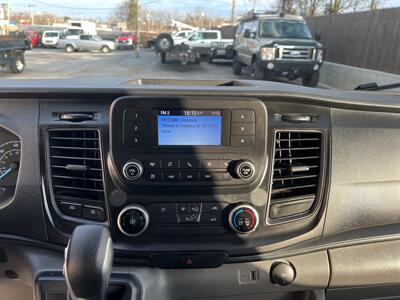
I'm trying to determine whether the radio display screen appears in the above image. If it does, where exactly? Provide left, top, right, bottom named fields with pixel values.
left=157, top=110, right=222, bottom=146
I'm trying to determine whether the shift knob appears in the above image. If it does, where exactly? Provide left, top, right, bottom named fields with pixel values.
left=64, top=225, right=113, bottom=300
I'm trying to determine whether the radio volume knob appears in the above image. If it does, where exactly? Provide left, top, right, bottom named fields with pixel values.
left=122, top=160, right=144, bottom=180
left=234, top=160, right=256, bottom=179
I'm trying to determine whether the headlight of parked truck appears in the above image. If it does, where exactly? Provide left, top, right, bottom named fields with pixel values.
left=260, top=47, right=275, bottom=61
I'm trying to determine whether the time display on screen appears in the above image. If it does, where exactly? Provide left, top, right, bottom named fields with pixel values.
left=157, top=110, right=222, bottom=146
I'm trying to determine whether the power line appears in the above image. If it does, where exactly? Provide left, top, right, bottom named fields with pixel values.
left=31, top=0, right=115, bottom=11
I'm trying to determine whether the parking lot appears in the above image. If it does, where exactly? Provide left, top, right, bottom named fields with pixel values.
left=0, top=48, right=248, bottom=80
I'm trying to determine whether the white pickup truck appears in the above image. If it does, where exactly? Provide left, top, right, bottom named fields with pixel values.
left=178, top=30, right=233, bottom=55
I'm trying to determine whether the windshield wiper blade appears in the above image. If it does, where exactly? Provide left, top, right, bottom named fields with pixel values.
left=355, top=82, right=400, bottom=91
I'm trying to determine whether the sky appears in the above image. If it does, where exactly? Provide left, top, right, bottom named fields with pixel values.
left=9, top=0, right=400, bottom=20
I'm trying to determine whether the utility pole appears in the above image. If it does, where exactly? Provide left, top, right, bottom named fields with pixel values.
left=231, top=0, right=235, bottom=25
left=28, top=4, right=34, bottom=25
left=252, top=0, right=256, bottom=12
left=136, top=16, right=140, bottom=58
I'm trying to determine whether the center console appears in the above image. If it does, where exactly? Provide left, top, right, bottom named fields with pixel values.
left=109, top=97, right=268, bottom=239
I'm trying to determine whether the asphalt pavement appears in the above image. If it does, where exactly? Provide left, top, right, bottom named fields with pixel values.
left=0, top=48, right=244, bottom=80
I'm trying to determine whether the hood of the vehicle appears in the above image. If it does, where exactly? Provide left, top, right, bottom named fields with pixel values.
left=259, top=38, right=322, bottom=48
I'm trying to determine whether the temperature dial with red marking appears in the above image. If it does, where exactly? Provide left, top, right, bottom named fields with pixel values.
left=228, top=204, right=259, bottom=234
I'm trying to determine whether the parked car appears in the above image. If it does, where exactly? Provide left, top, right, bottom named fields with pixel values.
left=232, top=11, right=324, bottom=86
left=24, top=30, right=39, bottom=48
left=57, top=34, right=116, bottom=53
left=0, top=35, right=29, bottom=73
left=184, top=30, right=233, bottom=55
left=115, top=32, right=137, bottom=50
left=41, top=31, right=61, bottom=48
left=208, top=41, right=234, bottom=63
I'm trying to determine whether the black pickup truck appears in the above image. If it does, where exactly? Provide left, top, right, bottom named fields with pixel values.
left=0, top=36, right=29, bottom=73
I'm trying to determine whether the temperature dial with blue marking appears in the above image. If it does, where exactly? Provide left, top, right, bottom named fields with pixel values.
left=228, top=204, right=259, bottom=234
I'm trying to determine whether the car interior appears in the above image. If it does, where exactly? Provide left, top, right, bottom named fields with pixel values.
left=0, top=78, right=399, bottom=300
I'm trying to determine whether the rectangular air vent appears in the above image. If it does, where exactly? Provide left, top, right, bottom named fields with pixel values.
left=269, top=131, right=323, bottom=220
left=47, top=129, right=106, bottom=221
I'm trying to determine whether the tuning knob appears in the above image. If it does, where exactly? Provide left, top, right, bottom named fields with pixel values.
left=228, top=204, right=259, bottom=234
left=122, top=160, right=144, bottom=181
left=234, top=160, right=256, bottom=179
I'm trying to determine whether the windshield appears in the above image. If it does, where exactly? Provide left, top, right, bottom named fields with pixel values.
left=66, top=29, right=84, bottom=35
left=0, top=1, right=398, bottom=91
left=44, top=32, right=59, bottom=37
left=259, top=20, right=312, bottom=39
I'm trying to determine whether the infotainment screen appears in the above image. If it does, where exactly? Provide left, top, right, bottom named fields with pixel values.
left=157, top=110, right=222, bottom=146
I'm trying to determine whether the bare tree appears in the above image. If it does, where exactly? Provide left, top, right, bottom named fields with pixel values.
left=296, top=0, right=325, bottom=16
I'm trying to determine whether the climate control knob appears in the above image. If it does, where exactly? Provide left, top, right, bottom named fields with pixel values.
left=122, top=160, right=143, bottom=180
left=234, top=160, right=256, bottom=179
left=228, top=204, right=259, bottom=234
left=117, top=205, right=149, bottom=236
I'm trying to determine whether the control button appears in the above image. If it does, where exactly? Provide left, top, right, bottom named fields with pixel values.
left=177, top=203, right=189, bottom=213
left=230, top=135, right=255, bottom=147
left=123, top=160, right=144, bottom=180
left=161, top=159, right=179, bottom=169
left=232, top=110, right=255, bottom=123
left=200, top=213, right=221, bottom=225
left=189, top=203, right=202, bottom=213
left=144, top=159, right=161, bottom=169
left=235, top=161, right=256, bottom=179
left=231, top=123, right=255, bottom=135
left=270, top=262, right=296, bottom=286
left=201, top=160, right=230, bottom=169
left=144, top=171, right=162, bottom=182
left=123, top=134, right=147, bottom=146
left=180, top=255, right=200, bottom=267
left=124, top=110, right=144, bottom=122
left=181, top=172, right=199, bottom=182
left=200, top=172, right=213, bottom=181
left=229, top=204, right=259, bottom=234
left=202, top=202, right=228, bottom=213
left=181, top=159, right=201, bottom=169
left=178, top=213, right=201, bottom=223
left=59, top=202, right=82, bottom=217
left=213, top=172, right=233, bottom=181
left=124, top=122, right=143, bottom=135
left=147, top=203, right=176, bottom=215
left=164, top=172, right=180, bottom=182
left=117, top=205, right=150, bottom=236
left=83, top=205, right=105, bottom=221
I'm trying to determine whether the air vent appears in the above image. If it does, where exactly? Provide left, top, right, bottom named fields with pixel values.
left=48, top=129, right=106, bottom=221
left=269, top=131, right=323, bottom=220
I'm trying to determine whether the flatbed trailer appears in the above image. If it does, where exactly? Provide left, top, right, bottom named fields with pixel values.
left=0, top=36, right=29, bottom=73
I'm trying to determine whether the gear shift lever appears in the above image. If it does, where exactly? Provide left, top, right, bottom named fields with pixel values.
left=64, top=225, right=113, bottom=300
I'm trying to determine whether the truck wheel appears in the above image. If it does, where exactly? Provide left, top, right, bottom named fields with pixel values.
left=65, top=45, right=75, bottom=53
left=101, top=46, right=111, bottom=53
left=302, top=71, right=320, bottom=87
left=8, top=56, right=25, bottom=73
left=232, top=55, right=242, bottom=75
left=160, top=53, right=166, bottom=64
left=155, top=33, right=174, bottom=53
left=250, top=59, right=265, bottom=80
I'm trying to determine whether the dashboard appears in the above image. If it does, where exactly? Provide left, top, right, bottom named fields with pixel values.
left=0, top=79, right=399, bottom=300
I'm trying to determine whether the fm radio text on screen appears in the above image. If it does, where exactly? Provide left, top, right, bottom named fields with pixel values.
left=157, top=110, right=222, bottom=146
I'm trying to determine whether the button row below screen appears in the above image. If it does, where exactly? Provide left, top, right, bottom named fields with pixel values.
left=144, top=171, right=233, bottom=182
